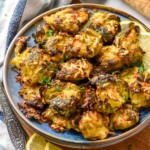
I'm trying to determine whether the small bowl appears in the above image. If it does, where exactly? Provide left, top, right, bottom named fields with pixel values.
left=2, top=4, right=150, bottom=149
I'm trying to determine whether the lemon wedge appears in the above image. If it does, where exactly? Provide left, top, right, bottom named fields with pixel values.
left=121, top=21, right=150, bottom=70
left=26, top=133, right=62, bottom=150
left=139, top=32, right=150, bottom=70
left=26, top=133, right=47, bottom=150
left=120, top=20, right=147, bottom=32
left=44, top=142, right=62, bottom=150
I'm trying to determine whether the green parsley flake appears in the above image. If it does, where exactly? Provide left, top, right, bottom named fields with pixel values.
left=59, top=60, right=64, bottom=64
left=122, top=95, right=127, bottom=100
left=41, top=76, right=51, bottom=85
left=49, top=62, right=54, bottom=67
left=46, top=30, right=53, bottom=37
left=64, top=54, right=69, bottom=60
left=138, top=64, right=144, bottom=74
left=54, top=68, right=59, bottom=72
left=79, top=86, right=85, bottom=91
left=112, top=72, right=115, bottom=75
left=56, top=87, right=63, bottom=92
left=82, top=37, right=85, bottom=43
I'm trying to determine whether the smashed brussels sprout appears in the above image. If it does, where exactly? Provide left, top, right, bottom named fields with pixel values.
left=109, top=104, right=139, bottom=130
left=79, top=111, right=109, bottom=140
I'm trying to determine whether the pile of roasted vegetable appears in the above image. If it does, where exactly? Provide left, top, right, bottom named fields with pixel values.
left=11, top=8, right=150, bottom=140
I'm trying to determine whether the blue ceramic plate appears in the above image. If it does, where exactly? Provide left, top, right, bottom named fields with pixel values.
left=3, top=4, right=150, bottom=149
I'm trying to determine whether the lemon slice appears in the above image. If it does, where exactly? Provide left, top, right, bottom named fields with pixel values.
left=120, top=20, right=147, bottom=32
left=44, top=142, right=62, bottom=150
left=26, top=133, right=47, bottom=150
left=120, top=21, right=150, bottom=70
left=139, top=32, right=150, bottom=70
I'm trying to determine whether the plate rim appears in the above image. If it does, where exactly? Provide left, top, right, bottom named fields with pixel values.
left=2, top=3, right=150, bottom=149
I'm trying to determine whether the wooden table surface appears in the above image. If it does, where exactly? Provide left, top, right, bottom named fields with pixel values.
left=20, top=0, right=150, bottom=150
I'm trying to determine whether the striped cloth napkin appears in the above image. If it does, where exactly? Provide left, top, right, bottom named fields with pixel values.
left=0, top=0, right=72, bottom=150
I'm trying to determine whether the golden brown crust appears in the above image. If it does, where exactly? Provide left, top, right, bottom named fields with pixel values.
left=56, top=58, right=93, bottom=81
left=86, top=11, right=120, bottom=44
left=10, top=7, right=150, bottom=140
left=79, top=111, right=109, bottom=140
left=43, top=8, right=89, bottom=33
left=109, top=104, right=139, bottom=130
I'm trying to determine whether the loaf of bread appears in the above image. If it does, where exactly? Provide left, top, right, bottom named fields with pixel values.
left=125, top=0, right=150, bottom=19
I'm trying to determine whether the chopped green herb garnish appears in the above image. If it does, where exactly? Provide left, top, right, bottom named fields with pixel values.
left=59, top=59, right=64, bottom=64
left=64, top=54, right=69, bottom=60
left=48, top=85, right=52, bottom=89
left=82, top=37, right=85, bottom=42
left=67, top=87, right=72, bottom=90
left=56, top=87, right=63, bottom=92
left=49, top=62, right=54, bottom=67
left=89, top=42, right=93, bottom=46
left=46, top=30, right=53, bottom=37
left=79, top=86, right=85, bottom=91
left=54, top=68, right=59, bottom=72
left=112, top=72, right=115, bottom=75
left=122, top=95, right=127, bottom=100
left=138, top=64, right=144, bottom=74
left=40, top=76, right=51, bottom=85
